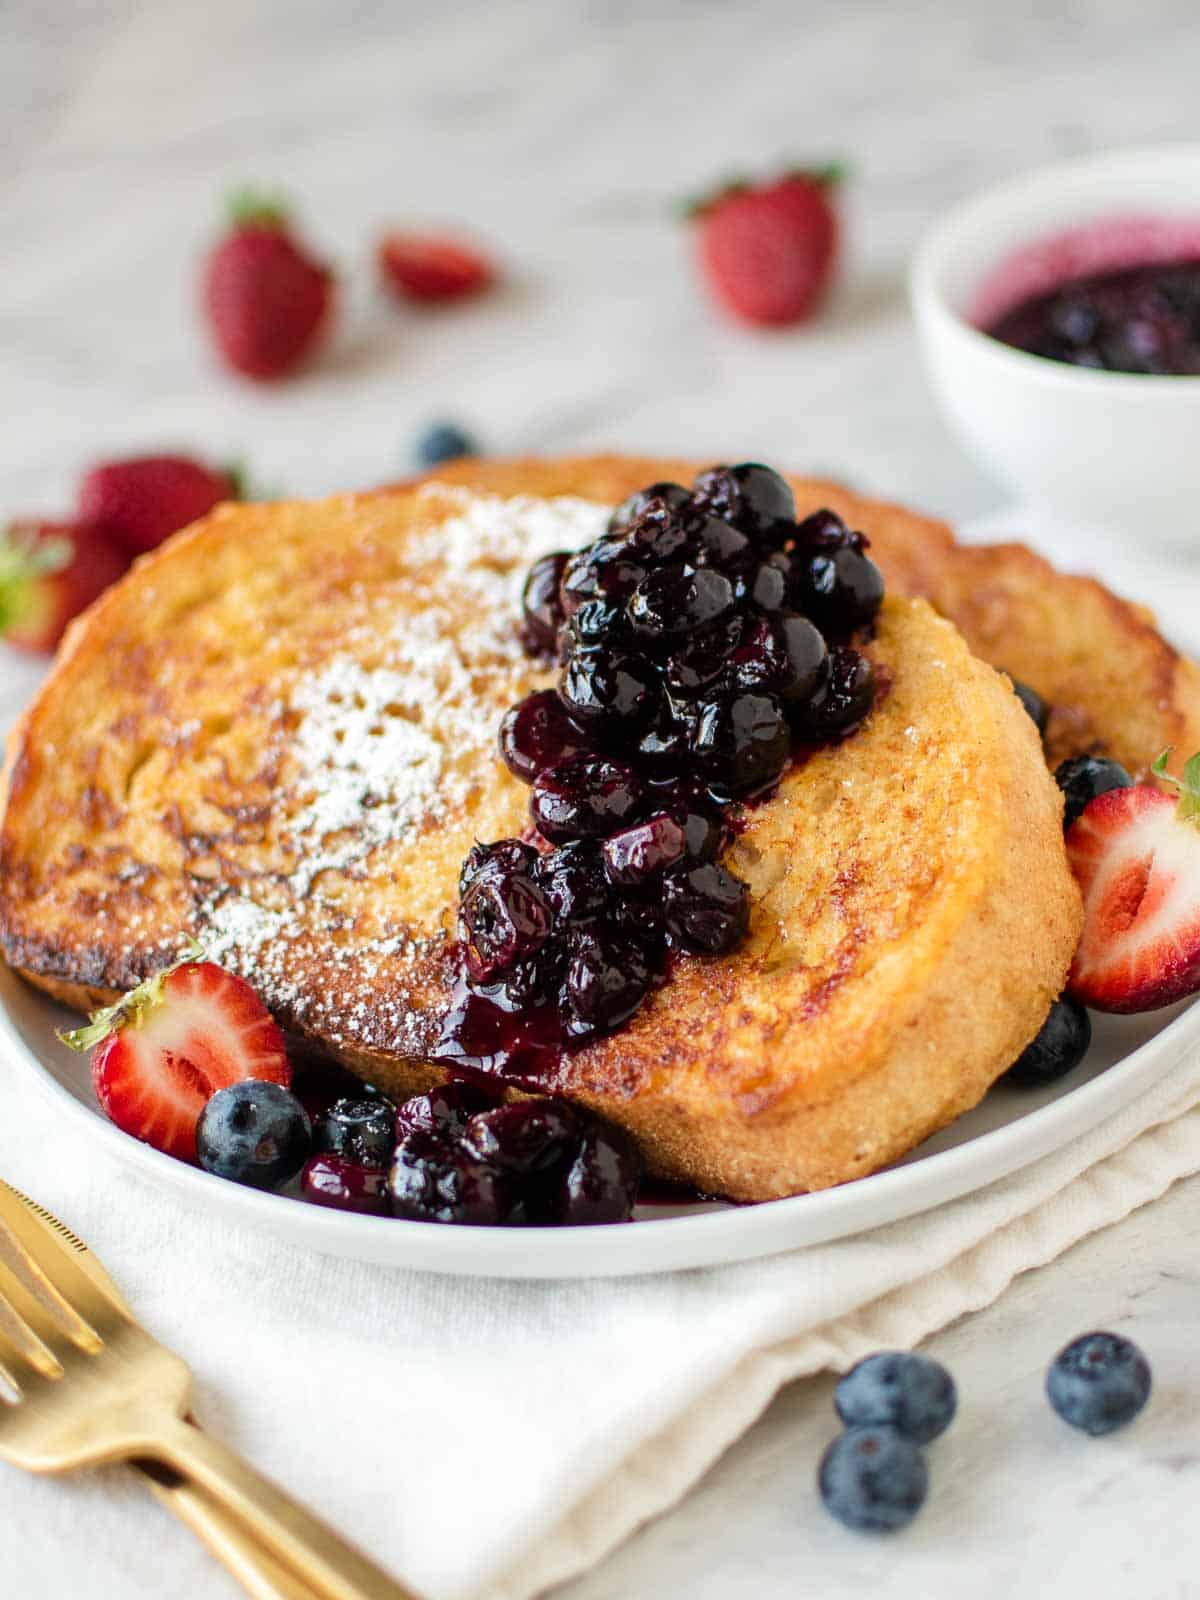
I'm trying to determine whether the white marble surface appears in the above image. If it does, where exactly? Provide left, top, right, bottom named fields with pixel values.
left=4, top=2, right=1200, bottom=1597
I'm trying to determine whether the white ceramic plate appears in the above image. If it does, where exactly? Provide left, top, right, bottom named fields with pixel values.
left=2, top=963, right=1196, bottom=1278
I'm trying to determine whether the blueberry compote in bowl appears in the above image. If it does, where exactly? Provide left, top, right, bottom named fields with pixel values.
left=911, top=144, right=1200, bottom=546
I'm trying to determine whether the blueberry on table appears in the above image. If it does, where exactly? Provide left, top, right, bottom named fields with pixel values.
left=196, top=1081, right=311, bottom=1189
left=314, top=1096, right=397, bottom=1166
left=1046, top=1331, right=1152, bottom=1435
left=817, top=1425, right=929, bottom=1533
left=1004, top=997, right=1092, bottom=1087
left=413, top=421, right=477, bottom=469
left=1054, top=754, right=1133, bottom=830
left=834, top=1351, right=957, bottom=1445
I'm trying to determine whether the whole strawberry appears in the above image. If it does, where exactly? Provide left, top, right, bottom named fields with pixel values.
left=691, top=166, right=842, bottom=327
left=79, top=454, right=240, bottom=556
left=201, top=190, right=333, bottom=379
left=0, top=520, right=127, bottom=654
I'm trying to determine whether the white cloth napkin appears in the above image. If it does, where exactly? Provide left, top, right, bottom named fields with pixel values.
left=3, top=506, right=1199, bottom=1600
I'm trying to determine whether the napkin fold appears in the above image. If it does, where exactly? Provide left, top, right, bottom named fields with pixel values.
left=4, top=506, right=1200, bottom=1600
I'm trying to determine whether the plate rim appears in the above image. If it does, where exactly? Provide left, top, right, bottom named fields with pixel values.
left=2, top=965, right=1197, bottom=1278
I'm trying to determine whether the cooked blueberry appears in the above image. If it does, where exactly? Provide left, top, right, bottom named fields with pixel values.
left=459, top=867, right=553, bottom=980
left=394, top=1080, right=505, bottom=1139
left=609, top=481, right=693, bottom=535
left=461, top=1098, right=580, bottom=1173
left=689, top=513, right=754, bottom=573
left=526, top=845, right=600, bottom=930
left=620, top=501, right=695, bottom=565
left=499, top=690, right=593, bottom=783
left=459, top=837, right=539, bottom=897
left=531, top=756, right=645, bottom=842
left=559, top=647, right=660, bottom=730
left=314, top=1097, right=397, bottom=1166
left=606, top=892, right=667, bottom=956
left=627, top=564, right=735, bottom=643
left=636, top=692, right=700, bottom=773
left=560, top=541, right=645, bottom=617
left=662, top=862, right=750, bottom=954
left=196, top=1081, right=311, bottom=1190
left=693, top=690, right=791, bottom=797
left=748, top=555, right=791, bottom=612
left=663, top=616, right=743, bottom=695
left=1008, top=675, right=1049, bottom=735
left=793, top=507, right=865, bottom=551
left=817, top=1426, right=929, bottom=1533
left=803, top=646, right=876, bottom=736
left=835, top=1352, right=958, bottom=1445
left=1054, top=754, right=1133, bottom=830
left=1051, top=295, right=1101, bottom=346
left=388, top=1129, right=513, bottom=1225
left=542, top=1121, right=642, bottom=1224
left=731, top=614, right=827, bottom=704
left=603, top=811, right=688, bottom=886
left=667, top=791, right=724, bottom=861
left=692, top=463, right=795, bottom=540
left=1046, top=1332, right=1152, bottom=1436
left=561, top=596, right=626, bottom=649
left=1005, top=997, right=1092, bottom=1087
left=485, top=941, right=566, bottom=1009
left=520, top=552, right=569, bottom=656
left=301, top=1153, right=390, bottom=1215
left=794, top=546, right=885, bottom=635
left=562, top=926, right=651, bottom=1039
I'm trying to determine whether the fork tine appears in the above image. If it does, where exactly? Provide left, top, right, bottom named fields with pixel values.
left=0, top=1220, right=101, bottom=1356
left=0, top=1290, right=59, bottom=1382
left=0, top=1184, right=125, bottom=1344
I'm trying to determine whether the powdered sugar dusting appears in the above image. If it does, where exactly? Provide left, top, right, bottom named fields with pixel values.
left=194, top=490, right=611, bottom=1047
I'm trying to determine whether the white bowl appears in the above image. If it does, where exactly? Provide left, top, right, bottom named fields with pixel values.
left=910, top=145, right=1200, bottom=551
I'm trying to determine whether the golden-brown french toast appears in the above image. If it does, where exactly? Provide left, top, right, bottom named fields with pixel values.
left=419, top=455, right=1200, bottom=779
left=0, top=476, right=1082, bottom=1198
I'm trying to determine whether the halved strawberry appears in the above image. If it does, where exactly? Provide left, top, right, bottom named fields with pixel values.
left=61, top=950, right=290, bottom=1162
left=1066, top=750, right=1200, bottom=1013
left=0, top=520, right=128, bottom=654
left=377, top=232, right=496, bottom=304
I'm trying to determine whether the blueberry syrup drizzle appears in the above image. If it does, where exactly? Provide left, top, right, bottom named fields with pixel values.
left=986, top=258, right=1200, bottom=375
left=431, top=464, right=885, bottom=1088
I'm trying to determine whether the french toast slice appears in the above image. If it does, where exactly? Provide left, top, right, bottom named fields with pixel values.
left=417, top=455, right=1200, bottom=779
left=0, top=479, right=1082, bottom=1198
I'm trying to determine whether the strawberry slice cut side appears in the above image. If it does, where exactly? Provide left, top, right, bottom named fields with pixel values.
left=64, top=958, right=289, bottom=1163
left=1067, top=772, right=1200, bottom=1013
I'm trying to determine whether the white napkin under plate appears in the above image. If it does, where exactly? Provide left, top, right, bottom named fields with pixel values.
left=3, top=505, right=1199, bottom=1600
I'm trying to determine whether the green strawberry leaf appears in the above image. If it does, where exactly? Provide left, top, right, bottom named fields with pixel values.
left=227, top=186, right=291, bottom=231
left=0, top=526, right=72, bottom=635
left=58, top=937, right=206, bottom=1053
left=1151, top=747, right=1200, bottom=828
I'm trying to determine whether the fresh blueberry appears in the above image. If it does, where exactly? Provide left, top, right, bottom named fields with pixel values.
left=314, top=1097, right=397, bottom=1166
left=196, top=1081, right=311, bottom=1190
left=1008, top=676, right=1049, bottom=735
left=414, top=421, right=477, bottom=469
left=834, top=1351, right=957, bottom=1445
left=1046, top=1332, right=1152, bottom=1435
left=817, top=1426, right=929, bottom=1533
left=1054, top=755, right=1133, bottom=830
left=1004, top=997, right=1092, bottom=1087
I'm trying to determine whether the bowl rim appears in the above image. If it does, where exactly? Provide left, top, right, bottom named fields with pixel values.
left=909, top=141, right=1200, bottom=395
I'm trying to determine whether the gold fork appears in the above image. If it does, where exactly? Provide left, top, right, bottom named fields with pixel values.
left=0, top=1180, right=419, bottom=1600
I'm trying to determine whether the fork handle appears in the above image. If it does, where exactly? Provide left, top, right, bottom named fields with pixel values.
left=145, top=1413, right=420, bottom=1600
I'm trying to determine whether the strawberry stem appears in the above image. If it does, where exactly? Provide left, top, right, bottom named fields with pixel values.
left=682, top=160, right=848, bottom=219
left=0, top=526, right=71, bottom=637
left=58, top=938, right=206, bottom=1052
left=1151, top=748, right=1200, bottom=828
left=227, top=186, right=290, bottom=231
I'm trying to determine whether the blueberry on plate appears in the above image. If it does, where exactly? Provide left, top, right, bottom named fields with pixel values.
left=1046, top=1331, right=1152, bottom=1435
left=1004, top=996, right=1092, bottom=1087
left=1054, top=754, right=1133, bottom=830
left=301, top=1153, right=391, bottom=1215
left=314, top=1096, right=397, bottom=1166
left=1007, top=676, right=1049, bottom=736
left=413, top=421, right=477, bottom=468
left=196, top=1081, right=311, bottom=1190
left=834, top=1351, right=957, bottom=1445
left=817, top=1425, right=929, bottom=1533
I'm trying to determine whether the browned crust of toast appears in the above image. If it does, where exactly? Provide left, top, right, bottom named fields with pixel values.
left=0, top=469, right=1085, bottom=1197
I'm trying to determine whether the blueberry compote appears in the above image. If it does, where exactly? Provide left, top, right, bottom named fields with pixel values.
left=986, top=259, right=1200, bottom=375
left=432, top=463, right=885, bottom=1086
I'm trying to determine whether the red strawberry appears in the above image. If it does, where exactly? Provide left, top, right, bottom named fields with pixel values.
left=61, top=952, right=290, bottom=1163
left=0, top=520, right=127, bottom=654
left=1065, top=750, right=1200, bottom=1013
left=691, top=166, right=842, bottom=327
left=202, top=191, right=333, bottom=380
left=78, top=454, right=240, bottom=556
left=377, top=232, right=496, bottom=304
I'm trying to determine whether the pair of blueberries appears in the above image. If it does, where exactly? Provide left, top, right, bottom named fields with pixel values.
left=819, top=1334, right=1152, bottom=1533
